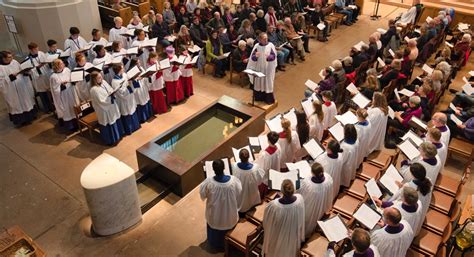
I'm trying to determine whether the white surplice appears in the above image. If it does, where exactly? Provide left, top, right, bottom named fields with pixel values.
left=297, top=173, right=334, bottom=238
left=28, top=52, right=50, bottom=92
left=49, top=68, right=79, bottom=121
left=436, top=142, right=448, bottom=169
left=131, top=38, right=155, bottom=67
left=399, top=156, right=441, bottom=185
left=246, top=42, right=277, bottom=94
left=278, top=131, right=301, bottom=168
left=89, top=81, right=121, bottom=126
left=439, top=127, right=451, bottom=147
left=389, top=180, right=432, bottom=218
left=367, top=107, right=388, bottom=152
left=309, top=113, right=324, bottom=141
left=322, top=102, right=337, bottom=129
left=255, top=147, right=281, bottom=184
left=108, top=26, right=130, bottom=49
left=315, top=153, right=344, bottom=199
left=371, top=220, right=414, bottom=257
left=325, top=245, right=381, bottom=257
left=111, top=74, right=137, bottom=116
left=355, top=121, right=372, bottom=164
left=232, top=163, right=265, bottom=212
left=200, top=176, right=242, bottom=230
left=263, top=195, right=305, bottom=257
left=0, top=60, right=35, bottom=115
left=393, top=200, right=423, bottom=236
left=64, top=36, right=88, bottom=67
left=132, top=78, right=150, bottom=106
left=93, top=53, right=113, bottom=84
left=340, top=140, right=360, bottom=187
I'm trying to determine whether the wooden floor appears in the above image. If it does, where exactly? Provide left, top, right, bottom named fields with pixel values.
left=0, top=3, right=472, bottom=256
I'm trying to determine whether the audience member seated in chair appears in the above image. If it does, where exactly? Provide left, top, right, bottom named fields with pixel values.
left=205, top=30, right=227, bottom=78
left=232, top=40, right=250, bottom=73
left=386, top=95, right=422, bottom=141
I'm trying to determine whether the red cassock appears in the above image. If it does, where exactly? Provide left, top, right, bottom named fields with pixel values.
left=164, top=65, right=185, bottom=104
left=149, top=71, right=168, bottom=114
left=180, top=64, right=194, bottom=97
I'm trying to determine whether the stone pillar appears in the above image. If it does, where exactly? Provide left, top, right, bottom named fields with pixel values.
left=0, top=0, right=102, bottom=52
left=80, top=153, right=142, bottom=236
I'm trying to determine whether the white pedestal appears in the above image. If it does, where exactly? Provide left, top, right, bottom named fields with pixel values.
left=80, top=153, right=142, bottom=236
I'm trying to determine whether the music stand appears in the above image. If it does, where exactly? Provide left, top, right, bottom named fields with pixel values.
left=243, top=69, right=266, bottom=106
left=371, top=0, right=381, bottom=20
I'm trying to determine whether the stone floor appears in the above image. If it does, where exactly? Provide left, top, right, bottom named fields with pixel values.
left=0, top=3, right=472, bottom=257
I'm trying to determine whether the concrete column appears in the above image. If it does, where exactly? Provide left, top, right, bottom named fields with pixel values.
left=0, top=0, right=102, bottom=52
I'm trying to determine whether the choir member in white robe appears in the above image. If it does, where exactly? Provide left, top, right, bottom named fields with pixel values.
left=131, top=68, right=153, bottom=123
left=367, top=93, right=389, bottom=153
left=89, top=29, right=109, bottom=61
left=179, top=51, right=194, bottom=98
left=340, top=124, right=360, bottom=187
left=325, top=228, right=380, bottom=257
left=111, top=41, right=132, bottom=72
left=163, top=46, right=185, bottom=104
left=315, top=139, right=344, bottom=199
left=278, top=118, right=301, bottom=169
left=92, top=45, right=113, bottom=84
left=263, top=180, right=305, bottom=257
left=73, top=54, right=93, bottom=102
left=111, top=64, right=141, bottom=135
left=45, top=39, right=64, bottom=75
left=431, top=112, right=450, bottom=146
left=246, top=32, right=278, bottom=104
left=255, top=131, right=281, bottom=197
left=355, top=108, right=372, bottom=164
left=109, top=17, right=130, bottom=49
left=370, top=207, right=414, bottom=257
left=297, top=162, right=333, bottom=238
left=145, top=52, right=167, bottom=114
left=64, top=27, right=89, bottom=68
left=89, top=72, right=124, bottom=145
left=321, top=91, right=337, bottom=130
left=389, top=163, right=433, bottom=218
left=131, top=29, right=154, bottom=67
left=0, top=51, right=37, bottom=126
left=232, top=148, right=264, bottom=212
left=426, top=127, right=448, bottom=168
left=49, top=59, right=80, bottom=130
left=200, top=159, right=242, bottom=250
left=27, top=43, right=53, bottom=113
left=309, top=100, right=325, bottom=141
left=399, top=142, right=441, bottom=184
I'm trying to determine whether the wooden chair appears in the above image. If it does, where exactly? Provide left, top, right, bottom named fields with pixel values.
left=224, top=220, right=263, bottom=257
left=331, top=193, right=362, bottom=219
left=429, top=180, right=463, bottom=215
left=406, top=248, right=429, bottom=257
left=301, top=233, right=332, bottom=257
left=73, top=101, right=98, bottom=140
left=202, top=47, right=217, bottom=76
left=344, top=178, right=367, bottom=200
left=366, top=149, right=399, bottom=169
left=229, top=56, right=246, bottom=86
left=448, top=137, right=474, bottom=161
left=411, top=223, right=452, bottom=256
left=356, top=162, right=382, bottom=181
left=435, top=164, right=471, bottom=197
left=246, top=201, right=268, bottom=225
left=423, top=201, right=461, bottom=236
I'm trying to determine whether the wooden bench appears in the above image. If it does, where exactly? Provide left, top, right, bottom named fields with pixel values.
left=74, top=101, right=99, bottom=140
left=122, top=1, right=150, bottom=18
left=448, top=137, right=474, bottom=161
left=98, top=5, right=133, bottom=27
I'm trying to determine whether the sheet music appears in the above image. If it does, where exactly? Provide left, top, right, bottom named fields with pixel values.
left=286, top=160, right=312, bottom=179
left=329, top=122, right=345, bottom=142
left=379, top=164, right=404, bottom=194
left=301, top=98, right=315, bottom=117
left=143, top=38, right=158, bottom=47
left=335, top=111, right=358, bottom=125
left=394, top=88, right=401, bottom=102
left=365, top=178, right=382, bottom=199
left=217, top=52, right=230, bottom=59
left=283, top=108, right=297, bottom=129
left=377, top=57, right=385, bottom=67
left=352, top=93, right=371, bottom=108
left=426, top=16, right=433, bottom=23
left=70, top=69, right=84, bottom=82
left=464, top=76, right=470, bottom=84
left=462, top=83, right=474, bottom=95
left=445, top=42, right=454, bottom=48
left=319, top=69, right=325, bottom=79
left=184, top=55, right=199, bottom=65
left=187, top=45, right=201, bottom=53
left=303, top=139, right=325, bottom=159
left=204, top=158, right=231, bottom=178
left=265, top=114, right=283, bottom=132
left=232, top=145, right=254, bottom=162
left=353, top=203, right=382, bottom=230
left=317, top=23, right=326, bottom=30
left=388, top=49, right=395, bottom=57
left=422, top=64, right=434, bottom=75
left=60, top=48, right=71, bottom=58
left=258, top=135, right=269, bottom=150
left=410, top=116, right=428, bottom=131
left=269, top=169, right=298, bottom=190
left=126, top=47, right=139, bottom=55
left=126, top=65, right=141, bottom=79
left=166, top=35, right=176, bottom=42
left=353, top=41, right=365, bottom=51
left=20, top=60, right=34, bottom=71
left=449, top=103, right=457, bottom=112
left=317, top=215, right=348, bottom=242
left=159, top=58, right=171, bottom=70
left=248, top=137, right=260, bottom=147
left=398, top=139, right=420, bottom=161
left=346, top=83, right=359, bottom=94
left=112, top=55, right=123, bottom=64
left=399, top=88, right=414, bottom=97
left=388, top=106, right=395, bottom=119
left=42, top=53, right=59, bottom=63
left=305, top=79, right=319, bottom=91
left=450, top=114, right=463, bottom=126
left=414, top=29, right=421, bottom=34
left=243, top=69, right=265, bottom=77
left=401, top=130, right=423, bottom=146
left=469, top=71, right=474, bottom=77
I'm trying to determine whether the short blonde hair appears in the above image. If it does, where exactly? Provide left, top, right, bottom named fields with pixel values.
left=432, top=70, right=443, bottom=81
left=420, top=142, right=437, bottom=159
left=332, top=60, right=343, bottom=70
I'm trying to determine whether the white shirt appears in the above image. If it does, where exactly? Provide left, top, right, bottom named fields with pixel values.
left=232, top=162, right=264, bottom=212
left=322, top=102, right=337, bottom=129
left=355, top=121, right=372, bottom=164
left=111, top=74, right=137, bottom=116
left=340, top=140, right=360, bottom=187
left=309, top=113, right=324, bottom=141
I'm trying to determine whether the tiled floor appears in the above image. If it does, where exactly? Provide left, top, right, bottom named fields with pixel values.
left=0, top=3, right=472, bottom=256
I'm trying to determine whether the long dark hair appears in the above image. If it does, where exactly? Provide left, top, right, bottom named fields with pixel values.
left=296, top=110, right=310, bottom=146
left=410, top=163, right=432, bottom=196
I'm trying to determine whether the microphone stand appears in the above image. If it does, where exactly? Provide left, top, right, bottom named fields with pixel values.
left=371, top=0, right=381, bottom=20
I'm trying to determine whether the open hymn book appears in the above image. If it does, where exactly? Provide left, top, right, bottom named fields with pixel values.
left=398, top=138, right=420, bottom=161
left=353, top=203, right=382, bottom=230
left=379, top=164, right=404, bottom=195
left=303, top=139, right=325, bottom=159
left=317, top=215, right=349, bottom=242
left=269, top=169, right=299, bottom=190
left=286, top=160, right=312, bottom=179
left=203, top=158, right=231, bottom=178
left=232, top=145, right=254, bottom=162
left=401, top=130, right=423, bottom=147
left=329, top=122, right=344, bottom=142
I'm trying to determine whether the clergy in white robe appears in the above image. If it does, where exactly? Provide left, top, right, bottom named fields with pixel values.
left=73, top=54, right=93, bottom=102
left=399, top=142, right=441, bottom=184
left=263, top=180, right=305, bottom=257
left=371, top=208, right=414, bottom=257
left=145, top=53, right=167, bottom=114
left=325, top=228, right=381, bottom=257
left=321, top=91, right=337, bottom=129
left=109, top=17, right=130, bottom=49
left=340, top=124, right=360, bottom=186
left=355, top=108, right=372, bottom=164
left=49, top=59, right=79, bottom=130
left=232, top=148, right=264, bottom=212
left=92, top=45, right=113, bottom=84
left=255, top=131, right=281, bottom=197
left=309, top=101, right=324, bottom=141
left=297, top=162, right=334, bottom=238
left=426, top=127, right=448, bottom=168
left=64, top=27, right=89, bottom=68
left=278, top=118, right=301, bottom=169
left=0, top=51, right=36, bottom=126
left=367, top=93, right=389, bottom=152
left=315, top=139, right=344, bottom=199
left=26, top=43, right=53, bottom=113
left=246, top=32, right=277, bottom=104
left=111, top=64, right=141, bottom=135
left=200, top=159, right=242, bottom=250
left=431, top=112, right=451, bottom=146
left=89, top=72, right=124, bottom=145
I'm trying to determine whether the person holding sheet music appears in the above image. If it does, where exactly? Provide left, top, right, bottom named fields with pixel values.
left=89, top=72, right=124, bottom=145
left=200, top=159, right=242, bottom=251
left=247, top=32, right=278, bottom=104
left=309, top=100, right=325, bottom=141
left=178, top=47, right=195, bottom=98
left=295, top=110, right=310, bottom=148
left=315, top=139, right=343, bottom=199
left=27, top=42, right=53, bottom=113
left=400, top=142, right=441, bottom=185
left=232, top=148, right=264, bottom=213
left=340, top=124, right=360, bottom=187
left=132, top=29, right=154, bottom=67
left=0, top=51, right=37, bottom=126
left=145, top=52, right=168, bottom=114
left=309, top=4, right=329, bottom=42
left=263, top=179, right=305, bottom=257
left=109, top=17, right=130, bottom=49
left=370, top=207, right=414, bottom=257
left=111, top=64, right=141, bottom=135
left=430, top=112, right=450, bottom=145
left=355, top=108, right=372, bottom=164
left=73, top=54, right=93, bottom=102
left=176, top=25, right=194, bottom=51
left=386, top=96, right=422, bottom=139
left=64, top=27, right=89, bottom=69
left=163, top=46, right=185, bottom=104
left=111, top=41, right=131, bottom=71
left=379, top=59, right=401, bottom=90
left=255, top=131, right=281, bottom=198
left=127, top=14, right=144, bottom=30
left=321, top=91, right=337, bottom=130
left=284, top=17, right=306, bottom=61
left=447, top=116, right=474, bottom=142
left=89, top=29, right=109, bottom=61
left=367, top=92, right=389, bottom=153
left=326, top=228, right=380, bottom=257
left=451, top=34, right=471, bottom=63
left=49, top=59, right=79, bottom=131
left=278, top=118, right=301, bottom=169
left=131, top=67, right=153, bottom=124
left=297, top=162, right=333, bottom=238
left=45, top=39, right=64, bottom=70
left=92, top=45, right=113, bottom=84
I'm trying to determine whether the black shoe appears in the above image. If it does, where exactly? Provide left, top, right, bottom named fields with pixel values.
left=305, top=49, right=311, bottom=53
left=277, top=66, right=286, bottom=71
left=449, top=88, right=458, bottom=94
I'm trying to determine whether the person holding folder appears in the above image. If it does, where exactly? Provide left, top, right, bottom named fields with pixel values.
left=145, top=52, right=168, bottom=114
left=163, top=46, right=185, bottom=104
left=92, top=45, right=113, bottom=84
left=321, top=91, right=337, bottom=130
left=315, top=139, right=344, bottom=199
left=278, top=118, right=301, bottom=169
left=426, top=128, right=448, bottom=168
left=73, top=53, right=93, bottom=102
left=27, top=42, right=53, bottom=113
left=64, top=27, right=88, bottom=68
left=89, top=72, right=124, bottom=145
left=255, top=131, right=281, bottom=198
left=131, top=68, right=153, bottom=124
left=399, top=141, right=440, bottom=185
left=326, top=228, right=380, bottom=257
left=200, top=159, right=242, bottom=251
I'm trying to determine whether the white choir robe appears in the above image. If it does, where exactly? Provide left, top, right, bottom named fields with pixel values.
left=322, top=102, right=337, bottom=129
left=246, top=42, right=277, bottom=94
left=309, top=113, right=324, bottom=141
left=89, top=37, right=109, bottom=61
left=393, top=200, right=423, bottom=236
left=340, top=140, right=360, bottom=187
left=90, top=82, right=120, bottom=126
left=28, top=52, right=50, bottom=93
left=297, top=173, right=334, bottom=238
left=278, top=131, right=301, bottom=168
left=263, top=195, right=305, bottom=257
left=93, top=53, right=113, bottom=84
left=133, top=78, right=150, bottom=106
left=49, top=68, right=79, bottom=121
left=390, top=181, right=432, bottom=218
left=127, top=23, right=144, bottom=30
left=111, top=75, right=137, bottom=116
left=44, top=50, right=63, bottom=76
left=232, top=163, right=265, bottom=212
left=355, top=121, right=372, bottom=165
left=0, top=60, right=35, bottom=116
left=325, top=245, right=381, bottom=257
left=435, top=142, right=448, bottom=169
left=256, top=146, right=281, bottom=184
left=439, top=126, right=451, bottom=146
left=199, top=176, right=242, bottom=230
left=370, top=220, right=414, bottom=257
left=73, top=63, right=93, bottom=102
left=367, top=107, right=388, bottom=153
left=131, top=39, right=155, bottom=67
left=315, top=153, right=344, bottom=199
left=64, top=36, right=88, bottom=68
left=108, top=26, right=130, bottom=49
left=399, top=156, right=441, bottom=185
